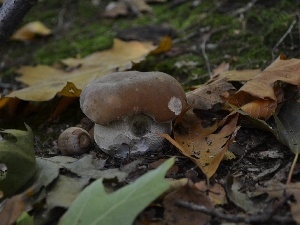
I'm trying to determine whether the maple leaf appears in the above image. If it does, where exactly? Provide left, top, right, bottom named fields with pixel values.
left=3, top=39, right=155, bottom=102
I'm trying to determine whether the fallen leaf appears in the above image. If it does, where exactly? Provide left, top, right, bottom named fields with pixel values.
left=186, top=78, right=235, bottom=110
left=44, top=155, right=132, bottom=182
left=231, top=105, right=275, bottom=134
left=0, top=188, right=34, bottom=225
left=163, top=180, right=213, bottom=225
left=0, top=124, right=36, bottom=197
left=34, top=157, right=61, bottom=190
left=163, top=113, right=239, bottom=178
left=228, top=56, right=300, bottom=119
left=150, top=36, right=173, bottom=54
left=240, top=98, right=276, bottom=119
left=218, top=69, right=261, bottom=81
left=225, top=175, right=257, bottom=213
left=58, top=158, right=174, bottom=225
left=5, top=39, right=155, bottom=101
left=195, top=181, right=227, bottom=205
left=211, top=61, right=230, bottom=78
left=11, top=21, right=51, bottom=41
left=46, top=175, right=90, bottom=209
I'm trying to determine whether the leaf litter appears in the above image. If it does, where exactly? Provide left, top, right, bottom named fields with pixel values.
left=2, top=55, right=300, bottom=225
left=2, top=39, right=155, bottom=102
left=2, top=8, right=300, bottom=224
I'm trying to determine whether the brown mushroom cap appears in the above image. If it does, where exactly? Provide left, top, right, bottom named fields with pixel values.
left=80, top=71, right=187, bottom=125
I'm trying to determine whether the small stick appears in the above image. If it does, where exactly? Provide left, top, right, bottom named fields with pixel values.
left=176, top=200, right=294, bottom=224
left=271, top=18, right=297, bottom=60
left=231, top=0, right=258, bottom=16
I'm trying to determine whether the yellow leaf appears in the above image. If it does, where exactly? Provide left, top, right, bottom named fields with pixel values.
left=58, top=82, right=82, bottom=97
left=6, top=39, right=156, bottom=101
left=150, top=36, right=172, bottom=54
left=11, top=21, right=51, bottom=41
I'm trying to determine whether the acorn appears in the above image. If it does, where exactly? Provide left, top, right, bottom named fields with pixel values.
left=58, top=127, right=91, bottom=155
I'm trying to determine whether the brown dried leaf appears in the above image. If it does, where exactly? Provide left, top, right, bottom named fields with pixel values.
left=186, top=78, right=235, bottom=110
left=228, top=56, right=300, bottom=119
left=218, top=69, right=261, bottom=81
left=195, top=181, right=227, bottom=205
left=0, top=188, right=34, bottom=225
left=211, top=62, right=230, bottom=78
left=11, top=21, right=51, bottom=41
left=163, top=114, right=239, bottom=178
left=163, top=180, right=213, bottom=225
left=240, top=98, right=276, bottom=119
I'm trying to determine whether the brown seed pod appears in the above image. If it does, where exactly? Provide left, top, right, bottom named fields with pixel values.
left=58, top=127, right=91, bottom=155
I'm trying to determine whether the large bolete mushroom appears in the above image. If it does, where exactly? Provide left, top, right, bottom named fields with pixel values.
left=80, top=71, right=187, bottom=158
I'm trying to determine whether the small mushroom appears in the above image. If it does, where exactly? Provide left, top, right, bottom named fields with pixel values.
left=80, top=71, right=187, bottom=158
left=58, top=127, right=91, bottom=155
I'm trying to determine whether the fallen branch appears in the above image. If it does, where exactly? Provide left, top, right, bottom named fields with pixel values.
left=0, top=0, right=38, bottom=43
left=176, top=200, right=294, bottom=224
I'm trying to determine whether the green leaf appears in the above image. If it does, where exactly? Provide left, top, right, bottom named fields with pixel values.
left=0, top=124, right=36, bottom=197
left=59, top=158, right=174, bottom=225
left=16, top=212, right=34, bottom=225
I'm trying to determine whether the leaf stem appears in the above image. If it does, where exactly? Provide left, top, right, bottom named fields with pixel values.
left=287, top=152, right=299, bottom=184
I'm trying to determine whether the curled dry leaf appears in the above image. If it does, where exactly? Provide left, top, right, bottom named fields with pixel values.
left=227, top=56, right=300, bottom=119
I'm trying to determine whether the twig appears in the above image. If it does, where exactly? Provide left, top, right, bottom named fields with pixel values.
left=200, top=32, right=212, bottom=76
left=0, top=0, right=38, bottom=43
left=197, top=26, right=227, bottom=77
left=287, top=152, right=299, bottom=184
left=271, top=18, right=297, bottom=60
left=231, top=0, right=258, bottom=16
left=176, top=200, right=294, bottom=224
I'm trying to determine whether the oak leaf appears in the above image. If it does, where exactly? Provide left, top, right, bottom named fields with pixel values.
left=4, top=39, right=155, bottom=101
left=228, top=56, right=300, bottom=119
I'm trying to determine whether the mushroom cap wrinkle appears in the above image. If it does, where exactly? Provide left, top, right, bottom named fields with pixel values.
left=80, top=71, right=187, bottom=125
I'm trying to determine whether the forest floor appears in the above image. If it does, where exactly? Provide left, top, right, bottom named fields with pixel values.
left=1, top=0, right=300, bottom=224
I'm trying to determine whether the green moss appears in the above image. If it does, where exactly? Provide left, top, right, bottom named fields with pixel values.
left=2, top=0, right=300, bottom=79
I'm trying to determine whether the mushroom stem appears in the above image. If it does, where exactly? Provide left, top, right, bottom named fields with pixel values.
left=93, top=114, right=171, bottom=158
